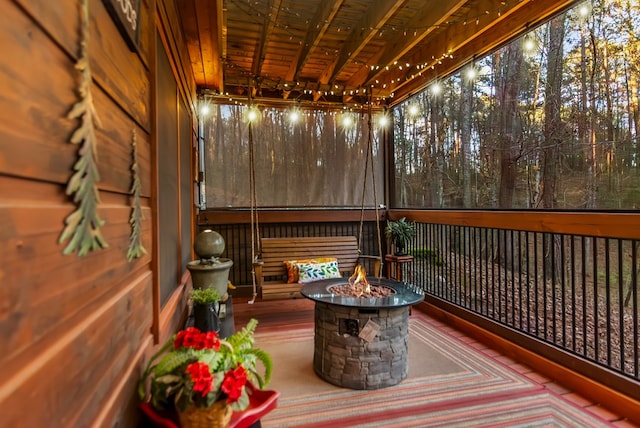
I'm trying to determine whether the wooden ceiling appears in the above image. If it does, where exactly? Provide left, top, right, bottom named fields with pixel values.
left=179, top=0, right=577, bottom=108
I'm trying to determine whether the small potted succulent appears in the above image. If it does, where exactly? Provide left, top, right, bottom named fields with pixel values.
left=384, top=217, right=417, bottom=256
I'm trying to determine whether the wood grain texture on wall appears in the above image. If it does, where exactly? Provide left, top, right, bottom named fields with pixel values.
left=0, top=0, right=157, bottom=426
left=18, top=0, right=152, bottom=132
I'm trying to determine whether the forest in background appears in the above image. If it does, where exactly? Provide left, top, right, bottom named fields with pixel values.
left=392, top=0, right=640, bottom=210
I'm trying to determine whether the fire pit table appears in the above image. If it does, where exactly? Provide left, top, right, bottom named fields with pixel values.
left=301, top=273, right=424, bottom=390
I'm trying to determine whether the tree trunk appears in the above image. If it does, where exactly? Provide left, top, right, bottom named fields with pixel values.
left=542, top=13, right=566, bottom=277
left=460, top=75, right=474, bottom=208
left=496, top=44, right=524, bottom=209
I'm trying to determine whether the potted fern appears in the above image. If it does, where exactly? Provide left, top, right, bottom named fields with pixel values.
left=384, top=217, right=417, bottom=256
left=138, top=319, right=272, bottom=427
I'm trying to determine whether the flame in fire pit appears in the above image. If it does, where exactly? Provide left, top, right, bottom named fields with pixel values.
left=327, top=265, right=396, bottom=298
left=348, top=265, right=371, bottom=296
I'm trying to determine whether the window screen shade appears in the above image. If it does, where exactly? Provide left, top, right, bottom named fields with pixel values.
left=203, top=106, right=384, bottom=208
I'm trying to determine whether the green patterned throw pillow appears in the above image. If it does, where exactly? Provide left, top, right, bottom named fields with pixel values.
left=296, top=260, right=341, bottom=283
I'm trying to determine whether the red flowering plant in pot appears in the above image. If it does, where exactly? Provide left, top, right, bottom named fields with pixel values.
left=138, top=319, right=272, bottom=427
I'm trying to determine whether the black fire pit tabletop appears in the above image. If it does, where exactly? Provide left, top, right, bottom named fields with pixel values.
left=300, top=277, right=424, bottom=308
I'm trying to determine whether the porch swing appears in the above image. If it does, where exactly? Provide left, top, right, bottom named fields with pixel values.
left=247, top=99, right=384, bottom=302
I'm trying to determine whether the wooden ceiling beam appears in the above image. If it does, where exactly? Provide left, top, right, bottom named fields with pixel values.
left=291, top=0, right=345, bottom=82
left=360, top=0, right=467, bottom=88
left=388, top=0, right=578, bottom=105
left=181, top=0, right=580, bottom=106
left=344, top=47, right=384, bottom=100
left=320, top=0, right=406, bottom=85
left=189, top=0, right=225, bottom=91
left=181, top=0, right=205, bottom=85
left=210, top=0, right=225, bottom=91
left=218, top=0, right=227, bottom=62
left=252, top=0, right=283, bottom=77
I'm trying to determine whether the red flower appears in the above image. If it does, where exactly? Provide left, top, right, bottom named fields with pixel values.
left=174, top=327, right=201, bottom=349
left=186, top=362, right=214, bottom=397
left=200, top=331, right=221, bottom=351
left=221, top=365, right=247, bottom=403
left=174, top=328, right=220, bottom=350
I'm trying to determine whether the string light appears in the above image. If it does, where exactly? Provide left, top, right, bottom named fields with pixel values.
left=246, top=107, right=260, bottom=123
left=430, top=81, right=442, bottom=95
left=216, top=0, right=543, bottom=102
left=341, top=113, right=354, bottom=128
left=377, top=114, right=389, bottom=128
left=578, top=2, right=591, bottom=19
left=289, top=110, right=300, bottom=123
left=523, top=35, right=536, bottom=54
left=465, top=64, right=477, bottom=81
left=231, top=0, right=517, bottom=40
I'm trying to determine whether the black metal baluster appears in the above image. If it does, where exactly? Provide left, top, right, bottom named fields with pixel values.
left=632, top=241, right=639, bottom=378
left=606, top=238, right=612, bottom=366
left=618, top=239, right=625, bottom=373
left=571, top=235, right=577, bottom=352
left=593, top=237, right=599, bottom=364
left=561, top=234, right=566, bottom=348
left=491, top=228, right=496, bottom=321
left=526, top=231, right=531, bottom=333
left=511, top=229, right=516, bottom=327
left=533, top=232, right=540, bottom=337
left=543, top=233, right=548, bottom=341
left=581, top=236, right=588, bottom=358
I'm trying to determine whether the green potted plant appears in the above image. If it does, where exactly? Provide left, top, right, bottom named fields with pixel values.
left=384, top=217, right=417, bottom=256
left=138, top=319, right=272, bottom=427
left=190, top=287, right=222, bottom=333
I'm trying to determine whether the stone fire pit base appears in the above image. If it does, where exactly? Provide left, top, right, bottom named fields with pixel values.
left=313, top=301, right=409, bottom=390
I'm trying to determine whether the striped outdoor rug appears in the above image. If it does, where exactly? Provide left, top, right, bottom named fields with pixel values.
left=254, top=314, right=613, bottom=428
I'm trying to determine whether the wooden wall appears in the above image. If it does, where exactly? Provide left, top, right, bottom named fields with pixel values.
left=0, top=0, right=196, bottom=426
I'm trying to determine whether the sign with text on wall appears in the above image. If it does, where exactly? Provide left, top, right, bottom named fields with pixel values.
left=102, top=0, right=141, bottom=51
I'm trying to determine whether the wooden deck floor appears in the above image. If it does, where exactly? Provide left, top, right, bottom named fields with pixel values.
left=233, top=297, right=639, bottom=427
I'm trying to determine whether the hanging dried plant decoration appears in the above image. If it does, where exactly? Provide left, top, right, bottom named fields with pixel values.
left=59, top=0, right=108, bottom=256
left=127, top=128, right=147, bottom=261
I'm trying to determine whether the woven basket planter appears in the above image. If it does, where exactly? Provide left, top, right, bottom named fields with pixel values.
left=177, top=400, right=232, bottom=428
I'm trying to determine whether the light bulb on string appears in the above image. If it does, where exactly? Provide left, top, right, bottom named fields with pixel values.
left=431, top=81, right=442, bottom=95
left=578, top=2, right=591, bottom=19
left=246, top=107, right=260, bottom=123
left=377, top=114, right=389, bottom=128
left=465, top=64, right=477, bottom=81
left=523, top=36, right=536, bottom=54
left=289, top=109, right=300, bottom=123
left=522, top=32, right=539, bottom=57
left=341, top=112, right=354, bottom=128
